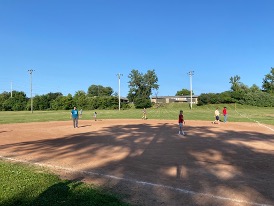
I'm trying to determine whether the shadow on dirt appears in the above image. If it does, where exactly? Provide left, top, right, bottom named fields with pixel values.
left=1, top=122, right=274, bottom=205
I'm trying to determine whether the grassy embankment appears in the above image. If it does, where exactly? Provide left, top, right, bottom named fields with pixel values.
left=1, top=103, right=273, bottom=125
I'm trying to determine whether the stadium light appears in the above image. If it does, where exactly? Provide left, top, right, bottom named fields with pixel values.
left=116, top=73, right=123, bottom=111
left=28, top=69, right=35, bottom=113
left=188, top=70, right=194, bottom=109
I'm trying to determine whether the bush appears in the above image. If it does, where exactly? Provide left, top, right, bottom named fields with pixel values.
left=243, top=91, right=274, bottom=107
left=134, top=97, right=152, bottom=109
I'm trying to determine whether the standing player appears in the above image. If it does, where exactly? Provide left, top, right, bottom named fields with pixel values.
left=94, top=111, right=97, bottom=121
left=213, top=107, right=220, bottom=124
left=79, top=109, right=83, bottom=118
left=178, top=110, right=185, bottom=135
left=71, top=106, right=79, bottom=128
left=222, top=106, right=227, bottom=123
left=142, top=108, right=147, bottom=120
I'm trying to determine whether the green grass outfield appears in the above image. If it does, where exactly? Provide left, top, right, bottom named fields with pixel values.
left=0, top=103, right=273, bottom=125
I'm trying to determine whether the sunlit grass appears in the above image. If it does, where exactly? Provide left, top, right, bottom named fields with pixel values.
left=0, top=103, right=273, bottom=125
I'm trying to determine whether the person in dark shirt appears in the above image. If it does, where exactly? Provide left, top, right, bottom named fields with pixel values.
left=178, top=110, right=185, bottom=135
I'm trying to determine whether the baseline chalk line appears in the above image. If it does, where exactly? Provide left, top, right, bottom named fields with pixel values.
left=0, top=156, right=272, bottom=206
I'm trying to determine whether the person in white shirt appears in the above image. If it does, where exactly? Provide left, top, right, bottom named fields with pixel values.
left=213, top=107, right=220, bottom=124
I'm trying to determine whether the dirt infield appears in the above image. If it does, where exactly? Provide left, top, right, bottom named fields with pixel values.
left=1, top=119, right=274, bottom=206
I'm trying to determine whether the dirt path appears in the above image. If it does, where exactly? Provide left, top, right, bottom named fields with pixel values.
left=1, top=119, right=274, bottom=206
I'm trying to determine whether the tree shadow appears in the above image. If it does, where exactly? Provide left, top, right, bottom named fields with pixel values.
left=0, top=122, right=274, bottom=205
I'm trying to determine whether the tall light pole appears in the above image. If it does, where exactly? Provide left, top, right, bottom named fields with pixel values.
left=28, top=69, right=35, bottom=113
left=116, top=73, right=123, bottom=111
left=11, top=81, right=13, bottom=97
left=188, top=70, right=194, bottom=109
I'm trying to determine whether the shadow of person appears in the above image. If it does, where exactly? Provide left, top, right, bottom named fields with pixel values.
left=31, top=180, right=82, bottom=205
left=79, top=125, right=92, bottom=128
left=0, top=130, right=12, bottom=133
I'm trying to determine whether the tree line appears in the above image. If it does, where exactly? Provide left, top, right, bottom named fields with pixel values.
left=0, top=69, right=159, bottom=111
left=198, top=68, right=274, bottom=107
left=0, top=86, right=126, bottom=111
left=0, top=68, right=273, bottom=111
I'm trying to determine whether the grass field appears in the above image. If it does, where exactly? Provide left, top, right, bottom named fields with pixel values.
left=0, top=160, right=129, bottom=206
left=0, top=103, right=273, bottom=125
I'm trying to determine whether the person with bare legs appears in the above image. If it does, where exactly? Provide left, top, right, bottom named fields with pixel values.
left=212, top=107, right=220, bottom=124
left=178, top=110, right=185, bottom=135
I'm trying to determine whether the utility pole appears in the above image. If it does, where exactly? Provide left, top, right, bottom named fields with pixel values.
left=188, top=70, right=194, bottom=109
left=116, top=73, right=123, bottom=111
left=11, top=81, right=13, bottom=97
left=28, top=69, right=35, bottom=113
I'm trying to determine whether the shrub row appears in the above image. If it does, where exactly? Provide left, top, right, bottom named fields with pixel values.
left=198, top=91, right=274, bottom=107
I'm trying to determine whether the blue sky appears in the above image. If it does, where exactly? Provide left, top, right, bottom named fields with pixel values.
left=0, top=0, right=273, bottom=98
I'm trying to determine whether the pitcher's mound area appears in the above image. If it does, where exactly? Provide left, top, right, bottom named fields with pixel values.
left=1, top=119, right=274, bottom=206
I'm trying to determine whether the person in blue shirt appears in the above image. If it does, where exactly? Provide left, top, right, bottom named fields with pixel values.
left=71, top=106, right=79, bottom=128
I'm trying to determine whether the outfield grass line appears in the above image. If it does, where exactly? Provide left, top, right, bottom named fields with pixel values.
left=1, top=156, right=272, bottom=206
left=235, top=110, right=274, bottom=132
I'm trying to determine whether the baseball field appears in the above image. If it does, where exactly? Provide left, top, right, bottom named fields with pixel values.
left=0, top=104, right=274, bottom=206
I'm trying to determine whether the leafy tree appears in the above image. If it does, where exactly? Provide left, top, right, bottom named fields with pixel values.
left=2, top=98, right=13, bottom=111
left=97, top=96, right=119, bottom=109
left=231, top=91, right=244, bottom=103
left=46, top=92, right=63, bottom=101
left=229, top=75, right=250, bottom=102
left=127, top=70, right=143, bottom=101
left=0, top=92, right=10, bottom=110
left=229, top=75, right=249, bottom=92
left=127, top=69, right=159, bottom=104
left=2, top=91, right=27, bottom=111
left=31, top=92, right=63, bottom=111
left=88, top=85, right=100, bottom=96
left=86, top=96, right=99, bottom=109
left=33, top=95, right=48, bottom=110
left=262, top=67, right=274, bottom=94
left=73, top=90, right=88, bottom=109
left=229, top=75, right=241, bottom=91
left=51, top=94, right=73, bottom=110
left=243, top=91, right=274, bottom=107
left=87, top=85, right=113, bottom=96
left=250, top=84, right=261, bottom=92
left=85, top=96, right=121, bottom=110
left=219, top=91, right=234, bottom=103
left=198, top=91, right=234, bottom=106
left=175, top=89, right=191, bottom=96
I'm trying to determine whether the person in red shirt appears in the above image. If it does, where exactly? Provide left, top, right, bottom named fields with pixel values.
left=222, top=107, right=227, bottom=123
left=178, top=110, right=185, bottom=135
